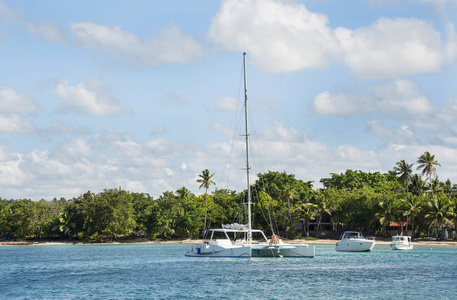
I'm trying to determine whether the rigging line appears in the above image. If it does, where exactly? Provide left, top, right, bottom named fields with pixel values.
left=252, top=184, right=273, bottom=234
left=243, top=92, right=279, bottom=236
left=218, top=58, right=244, bottom=192
left=207, top=188, right=218, bottom=230
left=251, top=145, right=277, bottom=235
left=231, top=192, right=244, bottom=225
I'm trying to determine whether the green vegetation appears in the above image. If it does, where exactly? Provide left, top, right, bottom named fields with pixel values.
left=1, top=151, right=456, bottom=242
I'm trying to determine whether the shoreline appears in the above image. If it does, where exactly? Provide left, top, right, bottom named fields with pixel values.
left=2, top=237, right=457, bottom=247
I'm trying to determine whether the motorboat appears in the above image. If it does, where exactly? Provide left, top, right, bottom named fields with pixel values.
left=185, top=53, right=315, bottom=258
left=391, top=235, right=413, bottom=250
left=335, top=231, right=375, bottom=252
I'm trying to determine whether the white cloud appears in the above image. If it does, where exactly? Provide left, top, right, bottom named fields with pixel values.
left=151, top=126, right=166, bottom=135
left=367, top=120, right=416, bottom=145
left=335, top=18, right=456, bottom=78
left=0, top=1, right=16, bottom=21
left=209, top=0, right=457, bottom=78
left=0, top=87, right=41, bottom=113
left=208, top=0, right=336, bottom=72
left=0, top=151, right=24, bottom=187
left=60, top=138, right=93, bottom=159
left=0, top=1, right=66, bottom=43
left=0, top=114, right=35, bottom=133
left=311, top=79, right=434, bottom=118
left=55, top=77, right=124, bottom=116
left=412, top=97, right=457, bottom=130
left=71, top=22, right=204, bottom=67
left=50, top=121, right=92, bottom=135
left=1, top=121, right=457, bottom=200
left=311, top=92, right=368, bottom=116
left=371, top=80, right=434, bottom=115
left=210, top=122, right=235, bottom=138
left=25, top=19, right=67, bottom=43
left=217, top=96, right=239, bottom=111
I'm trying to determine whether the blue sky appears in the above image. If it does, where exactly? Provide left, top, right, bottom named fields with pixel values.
left=1, top=0, right=457, bottom=200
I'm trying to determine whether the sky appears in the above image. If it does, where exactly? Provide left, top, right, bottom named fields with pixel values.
left=1, top=0, right=457, bottom=200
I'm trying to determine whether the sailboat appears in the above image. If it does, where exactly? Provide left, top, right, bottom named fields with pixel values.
left=185, top=53, right=315, bottom=258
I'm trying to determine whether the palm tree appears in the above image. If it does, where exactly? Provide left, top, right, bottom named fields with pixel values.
left=427, top=177, right=442, bottom=196
left=197, top=169, right=216, bottom=233
left=283, top=187, right=296, bottom=228
left=440, top=179, right=453, bottom=196
left=416, top=151, right=441, bottom=197
left=53, top=211, right=74, bottom=239
left=176, top=186, right=193, bottom=199
left=410, top=174, right=426, bottom=196
left=424, top=196, right=454, bottom=240
left=293, top=203, right=318, bottom=237
left=393, top=160, right=414, bottom=196
left=375, top=196, right=401, bottom=236
left=401, top=195, right=424, bottom=239
left=314, top=190, right=332, bottom=236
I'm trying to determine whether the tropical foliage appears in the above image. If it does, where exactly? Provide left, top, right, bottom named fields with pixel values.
left=1, top=152, right=457, bottom=242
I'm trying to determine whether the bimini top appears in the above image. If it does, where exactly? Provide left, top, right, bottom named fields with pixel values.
left=210, top=228, right=265, bottom=234
left=221, top=223, right=248, bottom=230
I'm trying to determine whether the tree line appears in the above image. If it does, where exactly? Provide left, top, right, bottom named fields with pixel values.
left=1, top=151, right=456, bottom=241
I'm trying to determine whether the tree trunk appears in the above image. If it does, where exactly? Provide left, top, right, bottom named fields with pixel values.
left=316, top=216, right=322, bottom=237
left=306, top=219, right=310, bottom=237
left=203, top=188, right=208, bottom=234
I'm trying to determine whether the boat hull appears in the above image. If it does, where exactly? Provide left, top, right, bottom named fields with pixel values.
left=185, top=242, right=315, bottom=258
left=335, top=240, right=375, bottom=252
left=185, top=242, right=251, bottom=257
left=391, top=243, right=413, bottom=250
left=251, top=244, right=315, bottom=258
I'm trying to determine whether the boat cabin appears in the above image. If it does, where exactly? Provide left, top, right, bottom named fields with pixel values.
left=392, top=235, right=411, bottom=243
left=340, top=231, right=365, bottom=240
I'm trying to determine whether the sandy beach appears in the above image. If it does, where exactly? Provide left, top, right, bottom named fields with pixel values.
left=2, top=237, right=457, bottom=247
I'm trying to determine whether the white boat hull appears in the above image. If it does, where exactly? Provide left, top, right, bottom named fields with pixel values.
left=335, top=240, right=375, bottom=252
left=186, top=242, right=315, bottom=258
left=185, top=242, right=251, bottom=257
left=391, top=244, right=413, bottom=250
left=390, top=243, right=413, bottom=250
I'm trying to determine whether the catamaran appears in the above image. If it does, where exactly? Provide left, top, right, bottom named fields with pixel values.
left=185, top=53, right=315, bottom=258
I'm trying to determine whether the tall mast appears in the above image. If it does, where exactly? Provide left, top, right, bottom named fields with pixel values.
left=243, top=52, right=252, bottom=243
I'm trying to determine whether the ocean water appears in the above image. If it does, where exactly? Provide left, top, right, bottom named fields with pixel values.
left=1, top=243, right=456, bottom=299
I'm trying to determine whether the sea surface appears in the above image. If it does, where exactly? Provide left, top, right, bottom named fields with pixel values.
left=1, top=243, right=456, bottom=299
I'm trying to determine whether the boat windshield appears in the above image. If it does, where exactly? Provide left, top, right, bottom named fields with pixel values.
left=342, top=232, right=363, bottom=239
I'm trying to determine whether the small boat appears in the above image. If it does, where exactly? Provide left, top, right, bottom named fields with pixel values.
left=391, top=235, right=413, bottom=250
left=186, top=53, right=315, bottom=258
left=335, top=231, right=375, bottom=252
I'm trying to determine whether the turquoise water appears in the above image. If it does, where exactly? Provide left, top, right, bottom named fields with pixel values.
left=1, top=244, right=456, bottom=299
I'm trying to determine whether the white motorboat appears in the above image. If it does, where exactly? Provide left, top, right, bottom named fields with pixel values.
left=186, top=53, right=315, bottom=258
left=335, top=231, right=375, bottom=252
left=391, top=235, right=413, bottom=250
